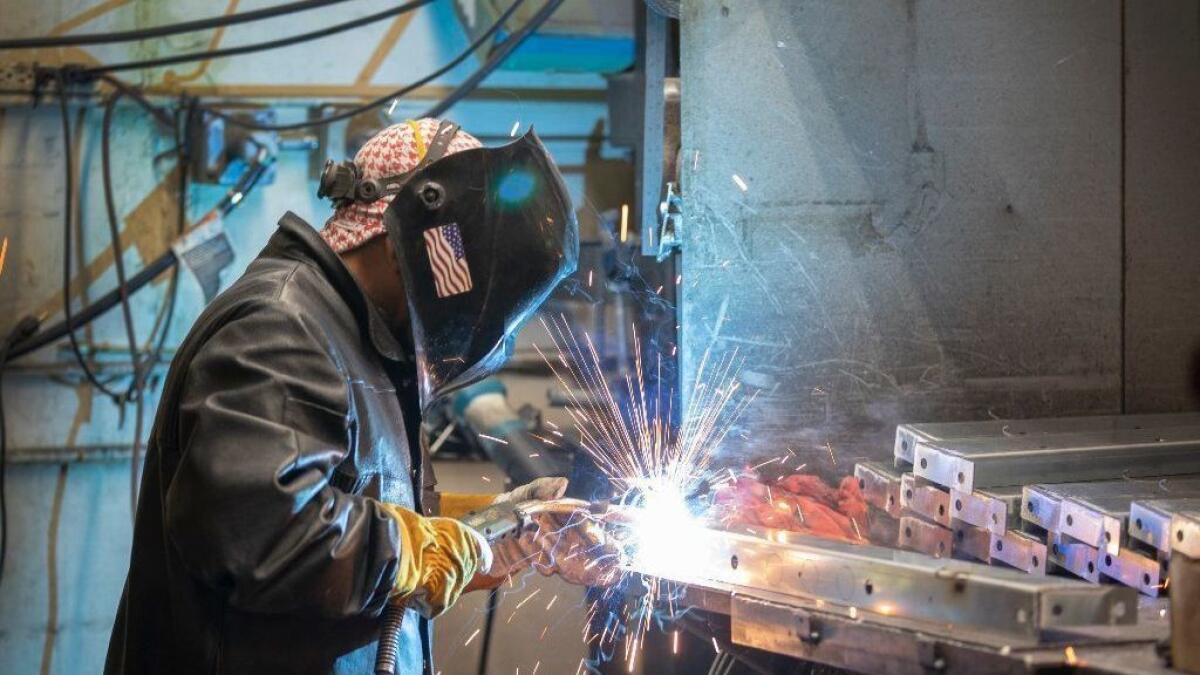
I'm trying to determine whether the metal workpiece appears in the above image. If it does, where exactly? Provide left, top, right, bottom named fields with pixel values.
left=1171, top=509, right=1200, bottom=558
left=854, top=461, right=903, bottom=518
left=1022, top=484, right=1065, bottom=532
left=951, top=486, right=1021, bottom=536
left=898, top=515, right=952, bottom=558
left=913, top=425, right=1200, bottom=493
left=989, top=530, right=1048, bottom=576
left=1130, top=498, right=1200, bottom=553
left=1097, top=548, right=1165, bottom=597
left=894, top=413, right=1200, bottom=467
left=641, top=525, right=1135, bottom=643
left=951, top=522, right=993, bottom=564
left=1027, top=476, right=1200, bottom=555
left=1048, top=532, right=1100, bottom=583
left=900, top=473, right=951, bottom=527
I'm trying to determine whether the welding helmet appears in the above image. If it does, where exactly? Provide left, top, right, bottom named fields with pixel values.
left=383, top=128, right=578, bottom=408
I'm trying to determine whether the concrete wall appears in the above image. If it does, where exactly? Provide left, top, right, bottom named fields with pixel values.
left=0, top=2, right=624, bottom=673
left=679, top=0, right=1200, bottom=472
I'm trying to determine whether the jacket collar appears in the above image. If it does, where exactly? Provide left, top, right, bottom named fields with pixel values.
left=269, top=212, right=411, bottom=363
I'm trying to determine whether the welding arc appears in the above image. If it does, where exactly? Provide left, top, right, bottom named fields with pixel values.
left=81, top=0, right=435, bottom=75
left=0, top=0, right=360, bottom=50
left=208, top=0, right=535, bottom=132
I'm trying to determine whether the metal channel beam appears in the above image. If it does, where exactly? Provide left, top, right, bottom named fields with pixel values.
left=1020, top=476, right=1200, bottom=555
left=914, top=426, right=1200, bottom=492
left=894, top=413, right=1200, bottom=466
left=1172, top=510, right=1200, bottom=558
left=1130, top=498, right=1200, bottom=553
left=1049, top=532, right=1100, bottom=583
left=951, top=486, right=1021, bottom=536
left=898, top=515, right=953, bottom=559
left=900, top=473, right=951, bottom=527
left=635, top=526, right=1135, bottom=642
left=1097, top=548, right=1165, bottom=597
left=951, top=522, right=993, bottom=564
left=855, top=461, right=903, bottom=517
left=990, top=530, right=1048, bottom=576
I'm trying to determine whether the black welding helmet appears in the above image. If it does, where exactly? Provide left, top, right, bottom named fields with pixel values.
left=383, top=128, right=578, bottom=409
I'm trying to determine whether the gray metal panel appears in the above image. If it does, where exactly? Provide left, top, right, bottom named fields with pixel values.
left=1124, top=3, right=1200, bottom=413
left=679, top=0, right=1122, bottom=468
left=914, top=426, right=1200, bottom=492
left=1049, top=532, right=1100, bottom=583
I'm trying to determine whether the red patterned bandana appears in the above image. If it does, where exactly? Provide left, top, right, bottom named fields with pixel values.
left=320, top=118, right=482, bottom=253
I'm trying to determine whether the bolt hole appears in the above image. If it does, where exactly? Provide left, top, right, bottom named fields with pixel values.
left=888, top=495, right=895, bottom=506
left=904, top=526, right=913, bottom=539
left=1052, top=543, right=1060, bottom=555
left=996, top=539, right=1004, bottom=551
left=720, top=5, right=729, bottom=16
left=1052, top=604, right=1063, bottom=616
left=937, top=541, right=945, bottom=554
left=902, top=440, right=909, bottom=451
left=919, top=458, right=928, bottom=469
left=905, top=489, right=914, bottom=500
left=730, top=555, right=739, bottom=570
left=1027, top=500, right=1036, bottom=514
left=991, top=513, right=999, bottom=525
left=1178, top=529, right=1186, bottom=542
left=938, top=505, right=945, bottom=516
left=864, top=580, right=873, bottom=595
left=1104, top=554, right=1113, bottom=567
left=1143, top=572, right=1152, bottom=586
left=1032, top=555, right=1040, bottom=568
left=955, top=499, right=963, bottom=511
left=955, top=529, right=964, bottom=542
left=858, top=478, right=865, bottom=490
left=956, top=472, right=965, bottom=484
left=1087, top=562, right=1095, bottom=574
left=1135, top=518, right=1143, bottom=532
left=1066, top=514, right=1074, bottom=527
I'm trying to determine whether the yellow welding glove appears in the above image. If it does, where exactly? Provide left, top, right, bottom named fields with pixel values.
left=377, top=502, right=492, bottom=617
left=438, top=478, right=569, bottom=519
left=438, top=493, right=497, bottom=520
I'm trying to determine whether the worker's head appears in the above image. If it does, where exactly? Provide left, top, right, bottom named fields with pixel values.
left=320, top=118, right=483, bottom=254
left=317, top=117, right=579, bottom=408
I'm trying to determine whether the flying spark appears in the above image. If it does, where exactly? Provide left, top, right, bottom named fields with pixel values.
left=388, top=99, right=399, bottom=115
left=731, top=174, right=748, bottom=191
left=510, top=121, right=521, bottom=137
left=464, top=628, right=481, bottom=647
left=619, top=204, right=630, bottom=242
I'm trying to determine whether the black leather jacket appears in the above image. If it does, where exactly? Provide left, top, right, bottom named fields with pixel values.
left=106, top=213, right=437, bottom=674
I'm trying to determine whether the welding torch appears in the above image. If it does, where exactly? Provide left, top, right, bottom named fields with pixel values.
left=373, top=498, right=607, bottom=675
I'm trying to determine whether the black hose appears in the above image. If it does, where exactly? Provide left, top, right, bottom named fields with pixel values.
left=210, top=0, right=529, bottom=132
left=83, top=0, right=434, bottom=75
left=373, top=603, right=406, bottom=675
left=0, top=0, right=360, bottom=50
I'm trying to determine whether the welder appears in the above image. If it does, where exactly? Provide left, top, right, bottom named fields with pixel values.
left=105, top=118, right=603, bottom=674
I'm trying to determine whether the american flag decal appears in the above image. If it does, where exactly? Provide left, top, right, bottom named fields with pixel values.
left=423, top=223, right=473, bottom=298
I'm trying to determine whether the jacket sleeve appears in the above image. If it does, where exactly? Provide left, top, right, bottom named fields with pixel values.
left=164, top=301, right=400, bottom=618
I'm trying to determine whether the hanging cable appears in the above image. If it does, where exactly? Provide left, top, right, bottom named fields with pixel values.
left=0, top=0, right=360, bottom=50
left=9, top=0, right=560, bottom=358
left=208, top=0, right=530, bottom=132
left=100, top=91, right=143, bottom=397
left=58, top=73, right=126, bottom=401
left=423, top=0, right=566, bottom=119
left=82, top=0, right=434, bottom=75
